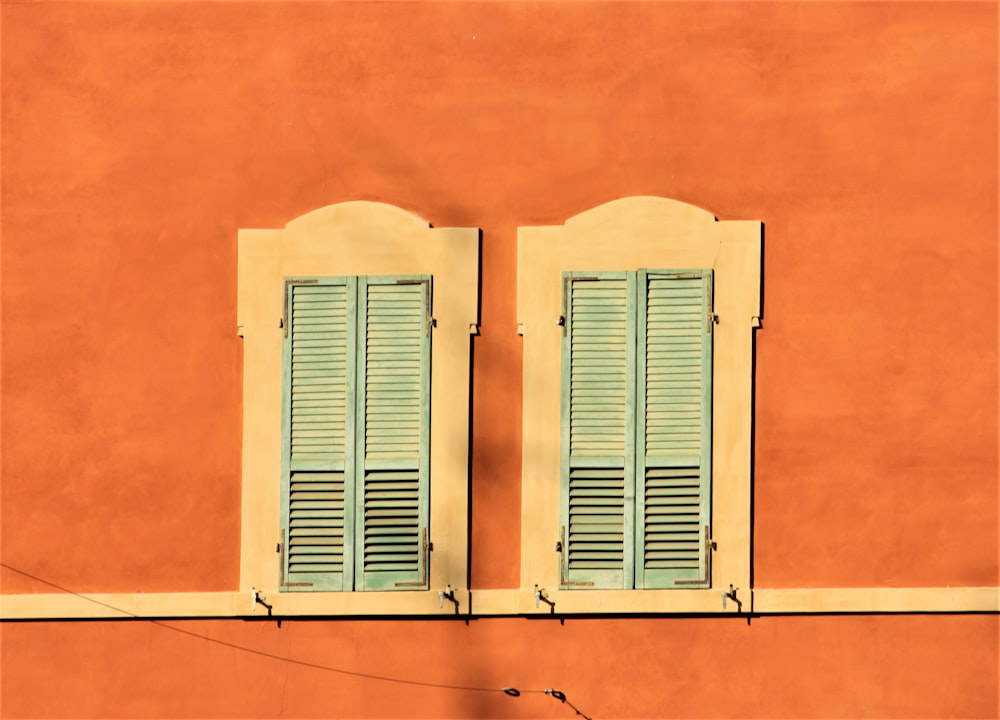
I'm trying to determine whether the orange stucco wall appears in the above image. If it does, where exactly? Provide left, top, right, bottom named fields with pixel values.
left=2, top=1, right=997, bottom=717
left=2, top=615, right=997, bottom=718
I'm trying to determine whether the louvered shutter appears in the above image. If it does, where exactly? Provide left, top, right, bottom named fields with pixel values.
left=559, top=273, right=636, bottom=589
left=281, top=278, right=357, bottom=591
left=635, top=270, right=712, bottom=588
left=355, top=277, right=431, bottom=590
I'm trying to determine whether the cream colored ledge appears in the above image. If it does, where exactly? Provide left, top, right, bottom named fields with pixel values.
left=0, top=589, right=473, bottom=620
left=469, top=588, right=748, bottom=615
left=753, top=587, right=1000, bottom=614
left=467, top=587, right=1000, bottom=615
left=3, top=587, right=998, bottom=620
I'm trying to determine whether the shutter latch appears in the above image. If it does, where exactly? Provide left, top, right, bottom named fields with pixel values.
left=676, top=525, right=714, bottom=588
left=558, top=525, right=595, bottom=588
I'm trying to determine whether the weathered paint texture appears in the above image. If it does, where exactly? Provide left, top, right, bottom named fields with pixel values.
left=2, top=1, right=997, bottom=717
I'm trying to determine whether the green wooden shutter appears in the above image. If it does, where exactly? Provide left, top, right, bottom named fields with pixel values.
left=560, top=272, right=636, bottom=589
left=355, top=276, right=431, bottom=590
left=281, top=278, right=357, bottom=591
left=635, top=270, right=712, bottom=589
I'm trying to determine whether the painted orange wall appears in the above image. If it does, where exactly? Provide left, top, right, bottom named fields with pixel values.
left=2, top=615, right=997, bottom=718
left=2, top=1, right=997, bottom=717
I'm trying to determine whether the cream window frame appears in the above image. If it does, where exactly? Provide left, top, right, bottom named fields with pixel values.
left=237, top=201, right=479, bottom=615
left=516, top=197, right=761, bottom=614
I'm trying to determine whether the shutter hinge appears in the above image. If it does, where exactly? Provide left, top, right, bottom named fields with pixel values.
left=277, top=531, right=312, bottom=589
left=558, top=525, right=594, bottom=588
left=394, top=528, right=430, bottom=588
left=561, top=276, right=599, bottom=336
left=282, top=279, right=319, bottom=338
left=395, top=278, right=433, bottom=336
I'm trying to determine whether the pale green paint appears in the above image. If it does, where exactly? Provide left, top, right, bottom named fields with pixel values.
left=561, top=269, right=713, bottom=590
left=281, top=275, right=431, bottom=592
left=560, top=272, right=634, bottom=589
left=636, top=270, right=713, bottom=589
left=281, top=278, right=354, bottom=591
left=356, top=277, right=431, bottom=591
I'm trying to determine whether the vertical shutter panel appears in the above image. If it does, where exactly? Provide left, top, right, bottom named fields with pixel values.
left=356, top=277, right=430, bottom=590
left=560, top=273, right=635, bottom=589
left=635, top=270, right=712, bottom=589
left=282, top=279, right=356, bottom=590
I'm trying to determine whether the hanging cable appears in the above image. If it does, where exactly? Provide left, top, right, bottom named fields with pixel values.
left=1, top=563, right=505, bottom=693
left=546, top=688, right=594, bottom=720
left=0, top=562, right=594, bottom=718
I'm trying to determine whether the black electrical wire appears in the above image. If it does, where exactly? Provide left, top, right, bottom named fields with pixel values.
left=0, top=562, right=593, bottom=719
left=546, top=687, right=594, bottom=720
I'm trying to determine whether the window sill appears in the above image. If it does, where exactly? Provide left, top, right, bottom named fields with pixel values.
left=3, top=586, right=997, bottom=619
left=0, top=588, right=472, bottom=619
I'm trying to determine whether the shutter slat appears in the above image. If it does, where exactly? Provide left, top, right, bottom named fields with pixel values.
left=287, top=470, right=346, bottom=574
left=567, top=466, right=625, bottom=570
left=568, top=278, right=629, bottom=458
left=643, top=466, right=702, bottom=569
left=643, top=275, right=704, bottom=459
left=289, top=284, right=349, bottom=465
left=363, top=283, right=423, bottom=466
left=362, top=467, right=421, bottom=574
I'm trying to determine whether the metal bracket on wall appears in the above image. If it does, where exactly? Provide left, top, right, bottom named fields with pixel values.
left=534, top=584, right=555, bottom=611
left=438, top=584, right=460, bottom=614
left=722, top=584, right=742, bottom=611
left=251, top=587, right=273, bottom=616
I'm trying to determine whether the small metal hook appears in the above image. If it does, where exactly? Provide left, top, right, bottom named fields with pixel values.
left=534, top=584, right=555, bottom=610
left=252, top=587, right=273, bottom=616
left=438, top=584, right=460, bottom=613
left=722, top=584, right=742, bottom=611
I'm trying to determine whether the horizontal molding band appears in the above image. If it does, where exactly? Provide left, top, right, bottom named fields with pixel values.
left=2, top=586, right=997, bottom=620
left=0, top=589, right=468, bottom=620
left=753, top=587, right=1000, bottom=614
